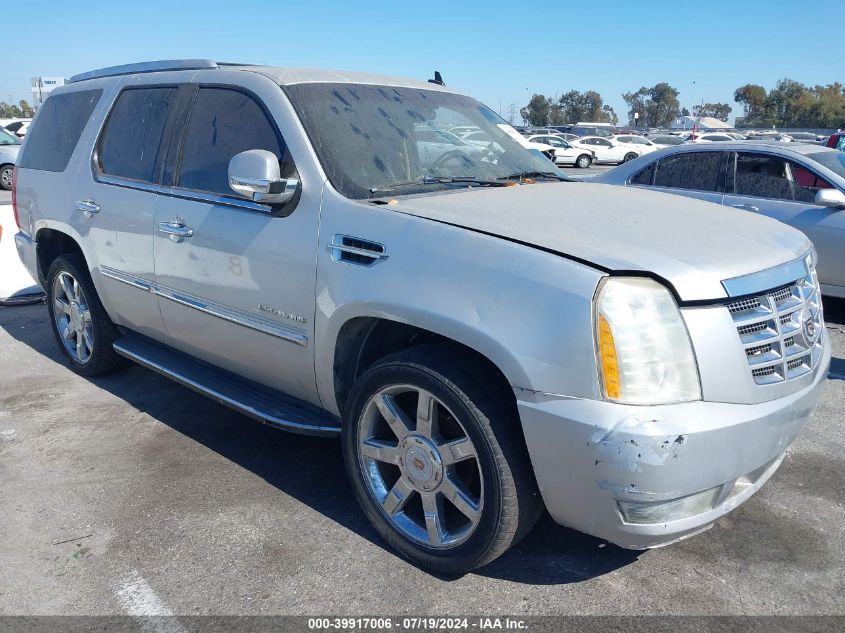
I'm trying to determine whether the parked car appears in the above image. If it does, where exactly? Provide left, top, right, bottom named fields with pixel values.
left=570, top=124, right=614, bottom=138
left=0, top=127, right=21, bottom=190
left=522, top=127, right=560, bottom=136
left=826, top=132, right=845, bottom=151
left=747, top=132, right=793, bottom=142
left=13, top=60, right=829, bottom=573
left=612, top=134, right=660, bottom=155
left=526, top=134, right=595, bottom=167
left=4, top=120, right=30, bottom=138
left=415, top=127, right=487, bottom=167
left=649, top=134, right=685, bottom=148
left=692, top=133, right=737, bottom=143
left=595, top=142, right=845, bottom=297
left=569, top=136, right=642, bottom=163
left=787, top=132, right=821, bottom=143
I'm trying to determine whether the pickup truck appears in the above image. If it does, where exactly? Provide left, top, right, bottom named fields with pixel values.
left=13, top=60, right=830, bottom=573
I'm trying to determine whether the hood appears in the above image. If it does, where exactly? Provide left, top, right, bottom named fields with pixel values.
left=387, top=182, right=811, bottom=302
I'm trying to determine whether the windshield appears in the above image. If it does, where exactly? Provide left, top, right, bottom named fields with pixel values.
left=0, top=127, right=20, bottom=145
left=806, top=151, right=845, bottom=179
left=284, top=83, right=561, bottom=198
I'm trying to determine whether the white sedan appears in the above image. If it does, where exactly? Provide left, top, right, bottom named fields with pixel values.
left=568, top=136, right=643, bottom=164
left=612, top=134, right=660, bottom=155
left=527, top=134, right=596, bottom=168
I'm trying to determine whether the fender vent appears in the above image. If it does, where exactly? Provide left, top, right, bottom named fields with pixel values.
left=329, top=235, right=387, bottom=267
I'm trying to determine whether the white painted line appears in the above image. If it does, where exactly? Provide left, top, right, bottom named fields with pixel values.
left=114, top=569, right=187, bottom=633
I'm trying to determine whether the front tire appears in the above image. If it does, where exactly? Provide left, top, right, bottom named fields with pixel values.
left=341, top=344, right=542, bottom=574
left=622, top=152, right=638, bottom=163
left=46, top=253, right=126, bottom=376
left=576, top=154, right=592, bottom=169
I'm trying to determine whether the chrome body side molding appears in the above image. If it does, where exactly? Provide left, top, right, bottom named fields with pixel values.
left=99, top=265, right=155, bottom=293
left=98, top=266, right=307, bottom=346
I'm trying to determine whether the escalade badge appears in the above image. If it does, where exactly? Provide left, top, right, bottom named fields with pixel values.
left=258, top=304, right=307, bottom=323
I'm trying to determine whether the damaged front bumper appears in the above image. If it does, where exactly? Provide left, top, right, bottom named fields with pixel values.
left=517, top=337, right=830, bottom=549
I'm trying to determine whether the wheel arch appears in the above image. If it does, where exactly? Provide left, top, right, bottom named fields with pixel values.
left=328, top=312, right=526, bottom=418
left=34, top=227, right=85, bottom=286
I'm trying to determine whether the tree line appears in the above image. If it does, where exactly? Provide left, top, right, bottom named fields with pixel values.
left=520, top=91, right=619, bottom=127
left=734, top=80, right=845, bottom=129
left=521, top=79, right=845, bottom=129
left=0, top=100, right=35, bottom=118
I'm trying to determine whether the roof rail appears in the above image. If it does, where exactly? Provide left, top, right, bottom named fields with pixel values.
left=68, top=59, right=219, bottom=83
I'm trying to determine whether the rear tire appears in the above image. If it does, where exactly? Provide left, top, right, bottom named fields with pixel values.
left=622, top=152, right=638, bottom=163
left=0, top=164, right=13, bottom=190
left=46, top=253, right=126, bottom=377
left=342, top=344, right=542, bottom=574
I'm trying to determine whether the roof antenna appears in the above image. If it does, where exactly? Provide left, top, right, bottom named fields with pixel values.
left=428, top=71, right=444, bottom=86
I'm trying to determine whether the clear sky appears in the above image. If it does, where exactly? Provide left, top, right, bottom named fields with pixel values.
left=3, top=0, right=841, bottom=124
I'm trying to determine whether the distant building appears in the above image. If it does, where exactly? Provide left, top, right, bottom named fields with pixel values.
left=671, top=115, right=732, bottom=130
left=31, top=77, right=66, bottom=105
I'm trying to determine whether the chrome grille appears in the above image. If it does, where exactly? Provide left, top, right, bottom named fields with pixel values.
left=726, top=263, right=823, bottom=386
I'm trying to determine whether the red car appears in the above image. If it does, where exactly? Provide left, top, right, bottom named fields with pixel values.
left=826, top=132, right=845, bottom=151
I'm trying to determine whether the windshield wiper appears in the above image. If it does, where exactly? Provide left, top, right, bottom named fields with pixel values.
left=497, top=171, right=571, bottom=182
left=369, top=175, right=508, bottom=196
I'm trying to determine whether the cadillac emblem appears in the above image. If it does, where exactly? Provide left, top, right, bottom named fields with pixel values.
left=802, top=307, right=819, bottom=346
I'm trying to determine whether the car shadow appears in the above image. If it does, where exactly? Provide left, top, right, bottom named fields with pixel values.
left=0, top=303, right=638, bottom=585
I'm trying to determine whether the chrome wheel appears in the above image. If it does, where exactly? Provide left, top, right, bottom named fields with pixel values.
left=0, top=166, right=12, bottom=190
left=52, top=271, right=94, bottom=364
left=357, top=384, right=484, bottom=549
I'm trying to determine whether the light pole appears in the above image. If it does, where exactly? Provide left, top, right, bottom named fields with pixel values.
left=690, top=80, right=696, bottom=129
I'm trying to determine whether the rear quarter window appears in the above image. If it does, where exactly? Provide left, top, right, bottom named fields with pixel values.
left=17, top=89, right=102, bottom=172
left=630, top=163, right=655, bottom=185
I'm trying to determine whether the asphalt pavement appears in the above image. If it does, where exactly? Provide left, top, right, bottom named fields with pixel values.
left=0, top=296, right=843, bottom=616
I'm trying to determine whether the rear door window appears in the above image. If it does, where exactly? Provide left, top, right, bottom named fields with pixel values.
left=97, top=87, right=179, bottom=183
left=17, top=89, right=102, bottom=172
left=177, top=87, right=290, bottom=196
left=653, top=152, right=723, bottom=191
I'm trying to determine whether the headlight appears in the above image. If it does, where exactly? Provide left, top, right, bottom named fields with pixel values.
left=594, top=277, right=700, bottom=404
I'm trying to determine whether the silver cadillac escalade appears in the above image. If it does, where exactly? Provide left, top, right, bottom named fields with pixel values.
left=12, top=60, right=830, bottom=574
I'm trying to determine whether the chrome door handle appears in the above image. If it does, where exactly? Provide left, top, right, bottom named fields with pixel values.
left=731, top=203, right=759, bottom=212
left=158, top=219, right=194, bottom=243
left=75, top=198, right=100, bottom=217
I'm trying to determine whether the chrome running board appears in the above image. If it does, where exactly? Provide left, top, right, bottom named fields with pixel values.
left=113, top=333, right=340, bottom=437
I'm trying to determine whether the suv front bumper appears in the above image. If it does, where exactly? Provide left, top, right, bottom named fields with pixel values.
left=517, top=336, right=830, bottom=549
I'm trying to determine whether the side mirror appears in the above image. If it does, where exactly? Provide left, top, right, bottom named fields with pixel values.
left=228, top=149, right=298, bottom=205
left=814, top=189, right=845, bottom=208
